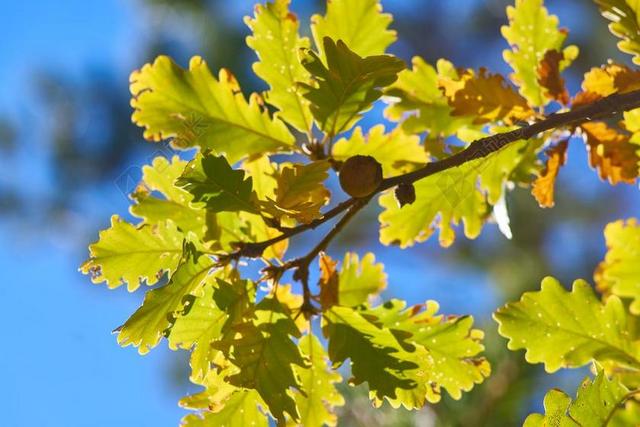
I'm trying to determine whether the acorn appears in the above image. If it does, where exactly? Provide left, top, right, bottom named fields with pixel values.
left=339, top=155, right=383, bottom=198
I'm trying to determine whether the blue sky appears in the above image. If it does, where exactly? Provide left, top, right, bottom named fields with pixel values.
left=2, top=1, right=640, bottom=426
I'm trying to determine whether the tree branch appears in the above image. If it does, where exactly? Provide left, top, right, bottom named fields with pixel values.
left=263, top=198, right=370, bottom=314
left=233, top=88, right=640, bottom=264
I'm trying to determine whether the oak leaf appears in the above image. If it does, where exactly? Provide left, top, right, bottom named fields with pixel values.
left=449, top=68, right=534, bottom=124
left=580, top=121, right=640, bottom=185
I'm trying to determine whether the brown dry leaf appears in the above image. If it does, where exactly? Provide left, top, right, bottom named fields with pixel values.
left=580, top=121, right=640, bottom=185
left=449, top=68, right=534, bottom=124
left=318, top=252, right=339, bottom=311
left=572, top=63, right=640, bottom=108
left=537, top=50, right=569, bottom=105
left=532, top=139, right=568, bottom=208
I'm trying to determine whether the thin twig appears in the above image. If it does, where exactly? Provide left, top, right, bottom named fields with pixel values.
left=234, top=89, right=640, bottom=261
left=263, top=198, right=370, bottom=314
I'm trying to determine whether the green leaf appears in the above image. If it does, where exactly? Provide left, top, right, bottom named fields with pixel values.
left=338, top=252, right=387, bottom=307
left=596, top=219, right=640, bottom=314
left=501, top=0, right=578, bottom=106
left=290, top=333, right=345, bottom=427
left=180, top=364, right=240, bottom=411
left=384, top=57, right=475, bottom=138
left=245, top=0, right=313, bottom=132
left=323, top=305, right=418, bottom=401
left=130, top=156, right=207, bottom=236
left=130, top=55, right=294, bottom=162
left=181, top=390, right=268, bottom=427
left=213, top=298, right=305, bottom=423
left=167, top=281, right=227, bottom=381
left=212, top=278, right=256, bottom=334
left=378, top=140, right=529, bottom=248
left=332, top=125, right=427, bottom=176
left=81, top=216, right=183, bottom=291
left=524, top=370, right=630, bottom=427
left=494, top=277, right=640, bottom=372
left=299, top=37, right=405, bottom=137
left=116, top=249, right=215, bottom=354
left=595, top=0, right=640, bottom=65
left=363, top=300, right=490, bottom=407
left=323, top=301, right=489, bottom=408
left=263, top=160, right=331, bottom=224
left=310, top=0, right=396, bottom=58
left=177, top=153, right=257, bottom=214
left=242, top=155, right=278, bottom=201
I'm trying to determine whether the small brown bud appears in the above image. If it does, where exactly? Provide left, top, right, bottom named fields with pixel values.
left=395, top=183, right=416, bottom=207
left=338, top=155, right=383, bottom=198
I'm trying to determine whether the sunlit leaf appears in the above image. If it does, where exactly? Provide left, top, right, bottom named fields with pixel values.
left=494, top=277, right=640, bottom=372
left=116, top=248, right=215, bottom=354
left=299, top=37, right=404, bottom=137
left=241, top=157, right=289, bottom=259
left=263, top=160, right=331, bottom=224
left=290, top=333, right=345, bottom=427
left=524, top=370, right=630, bottom=427
left=245, top=0, right=313, bottom=132
left=379, top=140, right=530, bottom=248
left=448, top=68, right=534, bottom=124
left=130, top=56, right=294, bottom=162
left=338, top=252, right=387, bottom=307
left=167, top=281, right=227, bottom=381
left=332, top=125, right=427, bottom=176
left=501, top=0, right=578, bottom=106
left=573, top=63, right=640, bottom=108
left=531, top=139, right=568, bottom=208
left=580, top=121, right=640, bottom=185
left=130, top=156, right=207, bottom=236
left=595, top=0, right=640, bottom=65
left=181, top=390, right=268, bottom=427
left=365, top=299, right=490, bottom=408
left=595, top=219, right=640, bottom=314
left=384, top=57, right=475, bottom=139
left=212, top=278, right=257, bottom=334
left=81, top=216, right=183, bottom=291
left=180, top=367, right=239, bottom=413
left=310, top=0, right=396, bottom=59
left=177, top=153, right=258, bottom=213
left=323, top=305, right=418, bottom=400
left=213, top=298, right=305, bottom=423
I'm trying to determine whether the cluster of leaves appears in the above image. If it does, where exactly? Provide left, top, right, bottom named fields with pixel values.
left=495, top=217, right=640, bottom=424
left=81, top=0, right=640, bottom=425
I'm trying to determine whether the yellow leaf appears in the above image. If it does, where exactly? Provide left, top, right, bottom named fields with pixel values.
left=130, top=56, right=294, bottom=162
left=595, top=219, right=640, bottom=313
left=245, top=0, right=313, bottom=132
left=332, top=125, right=427, bottom=176
left=311, top=0, right=396, bottom=59
left=81, top=216, right=183, bottom=291
left=263, top=161, right=331, bottom=224
left=448, top=68, right=534, bottom=124
left=501, top=0, right=577, bottom=106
